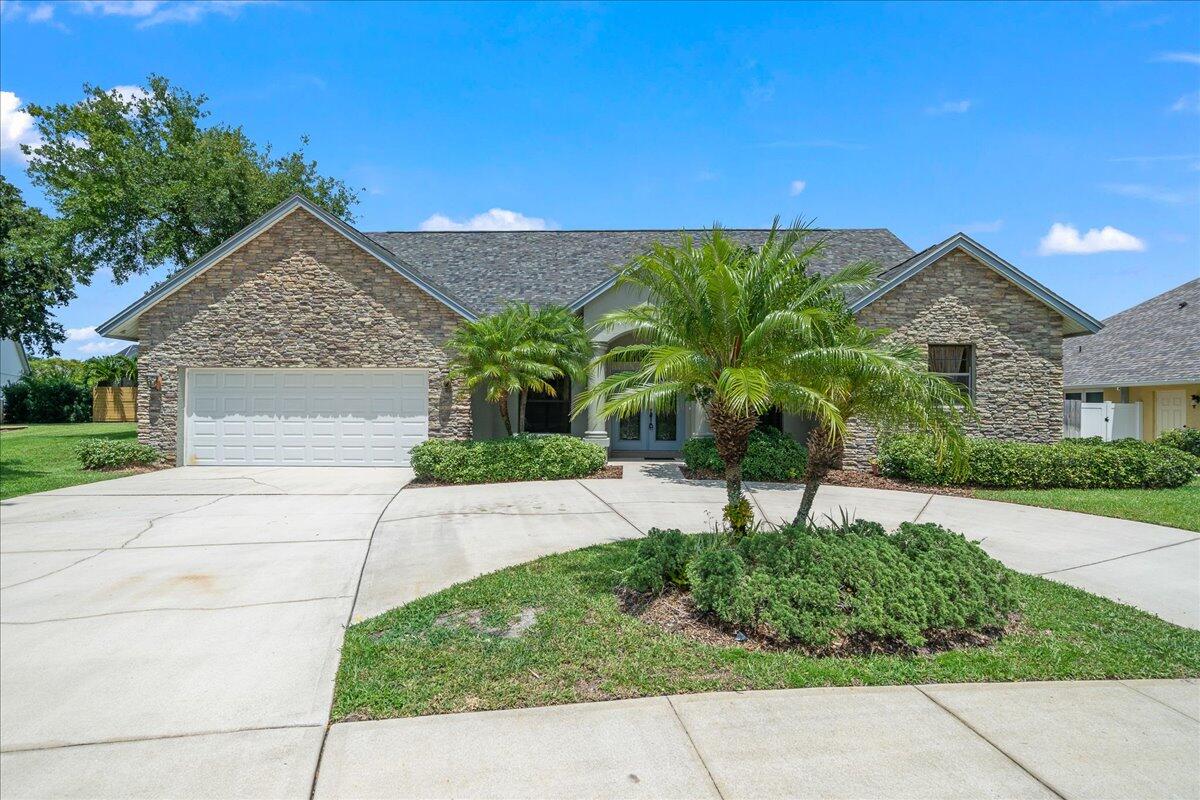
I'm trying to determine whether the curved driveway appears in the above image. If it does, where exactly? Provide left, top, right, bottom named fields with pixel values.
left=1, top=463, right=1196, bottom=797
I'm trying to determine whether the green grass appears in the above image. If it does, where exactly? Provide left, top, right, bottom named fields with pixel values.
left=0, top=422, right=139, bottom=500
left=333, top=539, right=1200, bottom=721
left=977, top=478, right=1200, bottom=532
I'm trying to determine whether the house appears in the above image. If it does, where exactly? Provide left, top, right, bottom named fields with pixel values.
left=1063, top=277, right=1199, bottom=440
left=96, top=195, right=1100, bottom=468
left=0, top=338, right=30, bottom=422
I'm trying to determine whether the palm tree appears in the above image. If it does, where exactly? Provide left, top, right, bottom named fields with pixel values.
left=791, top=324, right=970, bottom=524
left=573, top=221, right=883, bottom=532
left=85, top=354, right=137, bottom=387
left=447, top=302, right=590, bottom=436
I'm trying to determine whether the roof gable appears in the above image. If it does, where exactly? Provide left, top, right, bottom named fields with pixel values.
left=96, top=196, right=476, bottom=340
left=849, top=233, right=1102, bottom=337
left=1063, top=277, right=1199, bottom=388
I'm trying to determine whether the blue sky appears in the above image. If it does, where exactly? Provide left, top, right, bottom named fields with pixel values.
left=1, top=0, right=1197, bottom=358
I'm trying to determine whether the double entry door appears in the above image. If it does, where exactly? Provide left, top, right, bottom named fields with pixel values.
left=612, top=398, right=682, bottom=451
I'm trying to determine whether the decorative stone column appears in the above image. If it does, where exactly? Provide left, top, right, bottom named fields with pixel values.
left=582, top=341, right=611, bottom=452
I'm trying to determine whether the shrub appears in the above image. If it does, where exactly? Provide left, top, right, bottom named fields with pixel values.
left=410, top=434, right=607, bottom=484
left=682, top=426, right=807, bottom=481
left=879, top=433, right=1197, bottom=490
left=682, top=520, right=1016, bottom=649
left=1158, top=428, right=1200, bottom=458
left=77, top=438, right=161, bottom=470
left=1, top=375, right=91, bottom=423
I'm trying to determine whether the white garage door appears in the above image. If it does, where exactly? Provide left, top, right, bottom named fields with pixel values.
left=184, top=369, right=428, bottom=466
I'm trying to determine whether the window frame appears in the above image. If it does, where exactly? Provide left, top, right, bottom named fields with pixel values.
left=928, top=344, right=975, bottom=402
left=524, top=376, right=573, bottom=434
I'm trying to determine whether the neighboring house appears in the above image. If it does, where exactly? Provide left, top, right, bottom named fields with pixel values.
left=0, top=338, right=31, bottom=421
left=1063, top=277, right=1199, bottom=440
left=117, top=344, right=139, bottom=358
left=96, top=196, right=1100, bottom=468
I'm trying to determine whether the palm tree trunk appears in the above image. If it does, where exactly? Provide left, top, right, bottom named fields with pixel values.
left=706, top=400, right=760, bottom=532
left=498, top=399, right=513, bottom=436
left=518, top=389, right=528, bottom=434
left=794, top=425, right=840, bottom=525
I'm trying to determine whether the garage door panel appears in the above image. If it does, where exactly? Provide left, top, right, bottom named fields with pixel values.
left=186, top=369, right=427, bottom=467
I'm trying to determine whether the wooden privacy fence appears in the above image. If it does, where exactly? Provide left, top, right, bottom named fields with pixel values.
left=93, top=386, right=137, bottom=422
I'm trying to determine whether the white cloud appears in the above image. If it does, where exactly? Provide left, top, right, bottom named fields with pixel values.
left=1155, top=52, right=1200, bottom=65
left=66, top=326, right=99, bottom=341
left=926, top=99, right=972, bottom=115
left=1, top=0, right=56, bottom=23
left=0, top=90, right=40, bottom=161
left=77, top=0, right=262, bottom=28
left=1102, top=183, right=1196, bottom=204
left=109, top=85, right=149, bottom=103
left=1171, top=91, right=1200, bottom=113
left=960, top=219, right=1004, bottom=234
left=78, top=339, right=123, bottom=354
left=419, top=209, right=553, bottom=232
left=788, top=180, right=806, bottom=196
left=1037, top=223, right=1146, bottom=255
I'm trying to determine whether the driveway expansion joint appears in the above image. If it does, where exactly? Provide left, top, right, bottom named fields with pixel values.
left=1037, top=536, right=1199, bottom=576
left=665, top=695, right=727, bottom=800
left=914, top=686, right=1068, bottom=800
left=0, top=723, right=326, bottom=755
left=0, top=594, right=352, bottom=625
left=1118, top=680, right=1200, bottom=723
left=574, top=480, right=646, bottom=534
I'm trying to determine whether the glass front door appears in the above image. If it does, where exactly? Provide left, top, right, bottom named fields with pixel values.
left=612, top=398, right=682, bottom=451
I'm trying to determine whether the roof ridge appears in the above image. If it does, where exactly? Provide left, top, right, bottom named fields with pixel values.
left=1101, top=276, right=1200, bottom=324
left=366, top=227, right=898, bottom=235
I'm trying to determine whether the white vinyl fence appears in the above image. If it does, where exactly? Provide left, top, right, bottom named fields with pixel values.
left=1064, top=400, right=1142, bottom=441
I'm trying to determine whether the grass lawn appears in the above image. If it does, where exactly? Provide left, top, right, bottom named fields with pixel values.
left=977, top=478, right=1200, bottom=533
left=0, top=422, right=139, bottom=500
left=333, top=539, right=1200, bottom=721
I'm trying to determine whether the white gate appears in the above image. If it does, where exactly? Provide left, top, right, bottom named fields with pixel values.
left=1073, top=401, right=1142, bottom=441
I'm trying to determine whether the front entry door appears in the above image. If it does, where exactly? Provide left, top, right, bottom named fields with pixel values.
left=1156, top=390, right=1186, bottom=437
left=612, top=398, right=683, bottom=451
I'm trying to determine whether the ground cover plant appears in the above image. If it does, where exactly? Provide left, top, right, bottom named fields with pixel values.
left=0, top=423, right=138, bottom=499
left=410, top=434, right=607, bottom=484
left=681, top=425, right=807, bottom=481
left=879, top=434, right=1197, bottom=490
left=77, top=437, right=161, bottom=470
left=334, top=535, right=1200, bottom=721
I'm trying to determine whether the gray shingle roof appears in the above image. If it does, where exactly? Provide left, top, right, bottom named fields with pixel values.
left=1062, top=277, right=1200, bottom=388
left=365, top=228, right=914, bottom=315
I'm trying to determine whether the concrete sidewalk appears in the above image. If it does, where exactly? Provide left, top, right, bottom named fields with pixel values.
left=313, top=679, right=1199, bottom=800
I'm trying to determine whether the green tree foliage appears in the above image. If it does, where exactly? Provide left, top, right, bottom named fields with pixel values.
left=22, top=75, right=358, bottom=283
left=447, top=303, right=591, bottom=435
left=0, top=176, right=81, bottom=355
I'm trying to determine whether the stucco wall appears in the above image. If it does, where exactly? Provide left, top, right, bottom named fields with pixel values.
left=136, top=207, right=471, bottom=461
left=844, top=250, right=1065, bottom=469
left=1101, top=384, right=1200, bottom=440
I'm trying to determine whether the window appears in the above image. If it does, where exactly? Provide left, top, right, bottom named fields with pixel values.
left=524, top=376, right=571, bottom=434
left=1065, top=391, right=1104, bottom=403
left=758, top=406, right=784, bottom=431
left=929, top=345, right=974, bottom=400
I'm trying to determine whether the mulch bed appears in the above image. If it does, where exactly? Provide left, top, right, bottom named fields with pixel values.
left=407, top=464, right=623, bottom=489
left=616, top=586, right=1016, bottom=657
left=680, top=466, right=974, bottom=498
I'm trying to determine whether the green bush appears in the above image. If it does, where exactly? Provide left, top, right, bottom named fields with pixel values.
left=1157, top=428, right=1200, bottom=458
left=2, top=375, right=91, bottom=423
left=410, top=434, right=607, bottom=484
left=682, top=426, right=807, bottom=481
left=879, top=434, right=1197, bottom=490
left=77, top=438, right=161, bottom=470
left=624, top=520, right=1016, bottom=649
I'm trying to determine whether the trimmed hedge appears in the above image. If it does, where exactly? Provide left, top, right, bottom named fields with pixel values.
left=2, top=375, right=91, bottom=423
left=622, top=520, right=1016, bottom=649
left=77, top=438, right=162, bottom=470
left=682, top=425, right=807, bottom=481
left=879, top=434, right=1198, bottom=489
left=410, top=434, right=607, bottom=484
left=1158, top=428, right=1200, bottom=458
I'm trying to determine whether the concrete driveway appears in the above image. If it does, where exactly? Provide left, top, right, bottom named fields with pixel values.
left=2, top=462, right=1197, bottom=798
left=0, top=466, right=411, bottom=798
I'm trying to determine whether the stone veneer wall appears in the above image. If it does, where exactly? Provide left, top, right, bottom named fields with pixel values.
left=844, top=249, right=1064, bottom=469
left=136, top=207, right=471, bottom=461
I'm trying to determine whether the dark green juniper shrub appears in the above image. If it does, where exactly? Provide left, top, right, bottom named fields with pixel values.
left=623, top=520, right=1016, bottom=650
left=410, top=434, right=606, bottom=484
left=682, top=426, right=807, bottom=481
left=879, top=433, right=1196, bottom=489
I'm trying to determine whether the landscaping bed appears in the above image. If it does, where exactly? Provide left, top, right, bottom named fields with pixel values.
left=680, top=465, right=974, bottom=497
left=410, top=434, right=609, bottom=485
left=410, top=463, right=623, bottom=487
left=333, top=536, right=1200, bottom=721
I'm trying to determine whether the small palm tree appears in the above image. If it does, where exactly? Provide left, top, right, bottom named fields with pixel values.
left=573, top=221, right=882, bottom=532
left=85, top=354, right=138, bottom=387
left=447, top=302, right=590, bottom=436
left=791, top=324, right=970, bottom=524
